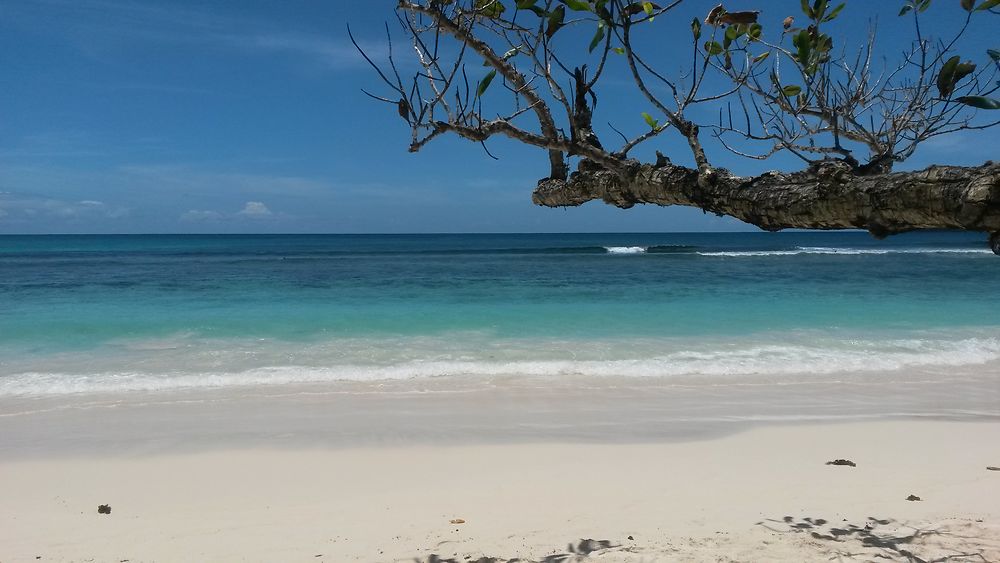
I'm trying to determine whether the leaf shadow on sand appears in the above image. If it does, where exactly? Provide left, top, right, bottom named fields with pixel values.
left=415, top=538, right=618, bottom=563
left=758, top=515, right=994, bottom=562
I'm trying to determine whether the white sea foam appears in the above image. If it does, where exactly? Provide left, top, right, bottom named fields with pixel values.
left=2, top=335, right=998, bottom=396
left=604, top=246, right=648, bottom=254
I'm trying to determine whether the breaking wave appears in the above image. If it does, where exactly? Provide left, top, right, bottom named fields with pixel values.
left=3, top=334, right=998, bottom=396
left=604, top=246, right=647, bottom=254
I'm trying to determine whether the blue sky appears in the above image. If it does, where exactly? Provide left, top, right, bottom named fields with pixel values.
left=1, top=0, right=997, bottom=234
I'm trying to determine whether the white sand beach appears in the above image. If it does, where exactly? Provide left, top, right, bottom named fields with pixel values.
left=2, top=379, right=999, bottom=562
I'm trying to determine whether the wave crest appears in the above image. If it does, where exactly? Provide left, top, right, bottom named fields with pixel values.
left=3, top=335, right=998, bottom=396
left=604, top=246, right=648, bottom=254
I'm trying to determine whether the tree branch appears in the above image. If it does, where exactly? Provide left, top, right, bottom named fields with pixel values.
left=398, top=1, right=569, bottom=179
left=534, top=160, right=1000, bottom=243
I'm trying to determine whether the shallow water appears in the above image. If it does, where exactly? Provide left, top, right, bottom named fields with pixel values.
left=1, top=232, right=999, bottom=395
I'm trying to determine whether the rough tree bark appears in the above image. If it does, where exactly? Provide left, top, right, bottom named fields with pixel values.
left=533, top=160, right=1000, bottom=245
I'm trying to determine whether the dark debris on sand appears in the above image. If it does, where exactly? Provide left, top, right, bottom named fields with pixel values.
left=418, top=538, right=617, bottom=563
left=826, top=459, right=857, bottom=467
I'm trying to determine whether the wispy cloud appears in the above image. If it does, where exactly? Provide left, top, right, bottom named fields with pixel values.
left=0, top=130, right=133, bottom=160
left=0, top=193, right=129, bottom=223
left=5, top=0, right=377, bottom=71
left=242, top=34, right=375, bottom=69
left=179, top=209, right=223, bottom=222
left=181, top=201, right=278, bottom=223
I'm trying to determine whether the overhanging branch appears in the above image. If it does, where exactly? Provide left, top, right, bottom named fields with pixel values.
left=534, top=160, right=1000, bottom=241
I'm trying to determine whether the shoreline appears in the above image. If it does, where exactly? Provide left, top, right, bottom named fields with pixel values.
left=1, top=419, right=998, bottom=562
left=3, top=370, right=1000, bottom=458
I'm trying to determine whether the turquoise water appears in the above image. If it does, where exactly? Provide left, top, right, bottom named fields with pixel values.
left=1, top=232, right=999, bottom=394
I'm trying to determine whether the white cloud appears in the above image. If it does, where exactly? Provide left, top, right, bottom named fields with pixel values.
left=180, top=201, right=276, bottom=222
left=6, top=1, right=378, bottom=72
left=0, top=194, right=129, bottom=222
left=237, top=201, right=272, bottom=217
left=247, top=34, right=376, bottom=69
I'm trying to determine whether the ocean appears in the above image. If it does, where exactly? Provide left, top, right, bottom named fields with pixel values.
left=1, top=231, right=999, bottom=396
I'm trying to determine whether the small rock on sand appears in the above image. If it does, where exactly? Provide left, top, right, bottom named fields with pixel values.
left=825, top=459, right=857, bottom=467
left=97, top=504, right=112, bottom=515
left=449, top=518, right=465, bottom=524
left=906, top=494, right=922, bottom=501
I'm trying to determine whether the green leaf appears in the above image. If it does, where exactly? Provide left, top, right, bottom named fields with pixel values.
left=611, top=47, right=625, bottom=55
left=475, top=0, right=507, bottom=18
left=800, top=0, right=814, bottom=18
left=953, top=61, right=977, bottom=84
left=821, top=3, right=846, bottom=21
left=918, top=0, right=932, bottom=12
left=725, top=25, right=745, bottom=42
left=622, top=1, right=660, bottom=16
left=812, top=0, right=829, bottom=19
left=545, top=5, right=565, bottom=38
left=752, top=51, right=771, bottom=63
left=962, top=0, right=975, bottom=10
left=988, top=49, right=1000, bottom=62
left=641, top=112, right=659, bottom=130
left=595, top=1, right=611, bottom=20
left=691, top=17, right=702, bottom=40
left=747, top=22, right=763, bottom=41
left=560, top=0, right=592, bottom=11
left=517, top=0, right=547, bottom=14
left=476, top=69, right=497, bottom=97
left=516, top=0, right=547, bottom=16
left=704, top=41, right=724, bottom=55
left=813, top=32, right=833, bottom=53
left=622, top=2, right=645, bottom=15
left=589, top=23, right=605, bottom=52
left=975, top=0, right=1000, bottom=9
left=956, top=96, right=1000, bottom=109
left=899, top=4, right=913, bottom=16
left=938, top=56, right=960, bottom=97
left=781, top=84, right=803, bottom=96
left=794, top=29, right=813, bottom=72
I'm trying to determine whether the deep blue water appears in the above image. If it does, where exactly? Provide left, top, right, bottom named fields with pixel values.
left=1, top=232, right=999, bottom=394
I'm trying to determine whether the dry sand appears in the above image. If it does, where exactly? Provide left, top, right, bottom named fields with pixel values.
left=2, top=418, right=999, bottom=562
